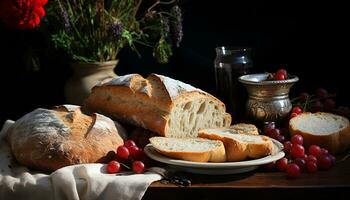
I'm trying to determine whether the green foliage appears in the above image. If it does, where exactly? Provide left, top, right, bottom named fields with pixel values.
left=44, top=0, right=182, bottom=63
left=153, top=37, right=172, bottom=64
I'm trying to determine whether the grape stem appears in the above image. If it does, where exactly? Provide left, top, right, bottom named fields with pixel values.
left=120, top=162, right=131, bottom=170
left=341, top=154, right=350, bottom=162
left=291, top=93, right=337, bottom=112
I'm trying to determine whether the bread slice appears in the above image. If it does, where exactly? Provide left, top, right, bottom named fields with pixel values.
left=149, top=137, right=226, bottom=162
left=229, top=123, right=259, bottom=135
left=289, top=112, right=350, bottom=154
left=198, top=128, right=273, bottom=161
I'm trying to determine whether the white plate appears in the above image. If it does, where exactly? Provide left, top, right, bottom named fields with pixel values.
left=144, top=138, right=285, bottom=175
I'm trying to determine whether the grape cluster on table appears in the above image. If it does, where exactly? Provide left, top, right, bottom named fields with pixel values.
left=263, top=122, right=336, bottom=178
left=292, top=85, right=350, bottom=119
left=262, top=69, right=341, bottom=178
left=268, top=68, right=347, bottom=116
left=106, top=139, right=149, bottom=174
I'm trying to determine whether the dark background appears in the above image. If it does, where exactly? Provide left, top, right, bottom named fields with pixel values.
left=0, top=0, right=348, bottom=125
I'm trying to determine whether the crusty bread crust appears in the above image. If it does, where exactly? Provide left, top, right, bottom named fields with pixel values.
left=198, top=131, right=273, bottom=161
left=149, top=137, right=226, bottom=162
left=84, top=74, right=231, bottom=137
left=289, top=112, right=350, bottom=154
left=154, top=149, right=212, bottom=162
left=7, top=105, right=125, bottom=171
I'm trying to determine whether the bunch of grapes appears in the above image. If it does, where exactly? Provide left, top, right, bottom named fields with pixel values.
left=263, top=123, right=335, bottom=178
left=291, top=87, right=350, bottom=119
left=263, top=122, right=287, bottom=143
left=267, top=69, right=348, bottom=118
left=106, top=139, right=149, bottom=174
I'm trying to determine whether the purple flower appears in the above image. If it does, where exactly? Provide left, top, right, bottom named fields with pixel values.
left=171, top=5, right=183, bottom=47
left=163, top=17, right=170, bottom=35
left=56, top=0, right=72, bottom=34
left=108, top=22, right=123, bottom=41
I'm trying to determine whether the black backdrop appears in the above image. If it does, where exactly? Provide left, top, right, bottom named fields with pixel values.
left=0, top=0, right=348, bottom=125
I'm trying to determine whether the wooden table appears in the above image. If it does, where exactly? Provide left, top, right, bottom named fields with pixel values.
left=143, top=152, right=350, bottom=200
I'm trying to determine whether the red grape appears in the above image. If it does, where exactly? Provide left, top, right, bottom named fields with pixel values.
left=275, top=73, right=286, bottom=80
left=132, top=161, right=145, bottom=174
left=276, top=158, right=288, bottom=171
left=291, top=106, right=302, bottom=115
left=306, top=155, right=317, bottom=164
left=107, top=160, right=121, bottom=173
left=276, top=69, right=288, bottom=78
left=308, top=145, right=321, bottom=157
left=307, top=161, right=318, bottom=173
left=263, top=162, right=276, bottom=170
left=286, top=163, right=301, bottom=178
left=294, top=157, right=306, bottom=172
left=124, top=139, right=137, bottom=148
left=128, top=146, right=143, bottom=159
left=299, top=93, right=309, bottom=102
left=283, top=141, right=292, bottom=153
left=263, top=122, right=275, bottom=134
left=318, top=154, right=333, bottom=170
left=324, top=99, right=336, bottom=111
left=268, top=128, right=280, bottom=139
left=291, top=144, right=305, bottom=158
left=276, top=135, right=286, bottom=143
left=291, top=134, right=303, bottom=145
left=316, top=88, right=328, bottom=98
left=117, top=146, right=130, bottom=159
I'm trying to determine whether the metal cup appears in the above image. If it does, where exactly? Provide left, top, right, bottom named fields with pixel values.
left=238, top=73, right=299, bottom=122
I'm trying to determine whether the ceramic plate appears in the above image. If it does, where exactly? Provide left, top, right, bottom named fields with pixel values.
left=144, top=138, right=285, bottom=175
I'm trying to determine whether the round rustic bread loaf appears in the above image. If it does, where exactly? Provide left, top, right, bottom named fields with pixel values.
left=289, top=112, right=350, bottom=154
left=6, top=105, right=125, bottom=171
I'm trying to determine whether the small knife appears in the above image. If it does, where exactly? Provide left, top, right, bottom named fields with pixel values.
left=147, top=167, right=191, bottom=186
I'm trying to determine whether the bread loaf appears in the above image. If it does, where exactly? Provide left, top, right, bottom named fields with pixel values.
left=198, top=128, right=273, bottom=161
left=149, top=137, right=226, bottom=162
left=289, top=112, right=350, bottom=154
left=84, top=73, right=231, bottom=138
left=6, top=105, right=125, bottom=171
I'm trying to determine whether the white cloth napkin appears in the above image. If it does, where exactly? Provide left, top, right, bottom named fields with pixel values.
left=0, top=120, right=162, bottom=200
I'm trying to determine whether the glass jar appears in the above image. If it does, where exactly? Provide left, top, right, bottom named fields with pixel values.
left=214, top=47, right=253, bottom=123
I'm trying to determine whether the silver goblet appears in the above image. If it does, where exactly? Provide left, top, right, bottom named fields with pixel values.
left=239, top=73, right=299, bottom=122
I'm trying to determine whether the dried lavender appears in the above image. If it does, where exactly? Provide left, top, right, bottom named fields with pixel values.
left=161, top=16, right=172, bottom=44
left=108, top=22, right=123, bottom=42
left=162, top=17, right=170, bottom=36
left=45, top=0, right=182, bottom=63
left=56, top=0, right=72, bottom=34
left=171, top=5, right=183, bottom=47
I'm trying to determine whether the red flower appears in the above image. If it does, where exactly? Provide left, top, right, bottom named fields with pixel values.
left=0, top=0, right=47, bottom=29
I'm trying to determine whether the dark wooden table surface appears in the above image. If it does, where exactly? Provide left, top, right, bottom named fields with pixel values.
left=144, top=152, right=350, bottom=200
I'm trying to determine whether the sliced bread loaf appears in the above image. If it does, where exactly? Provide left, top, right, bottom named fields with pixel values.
left=84, top=74, right=231, bottom=138
left=289, top=112, right=350, bottom=154
left=149, top=137, right=226, bottom=162
left=198, top=128, right=273, bottom=161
